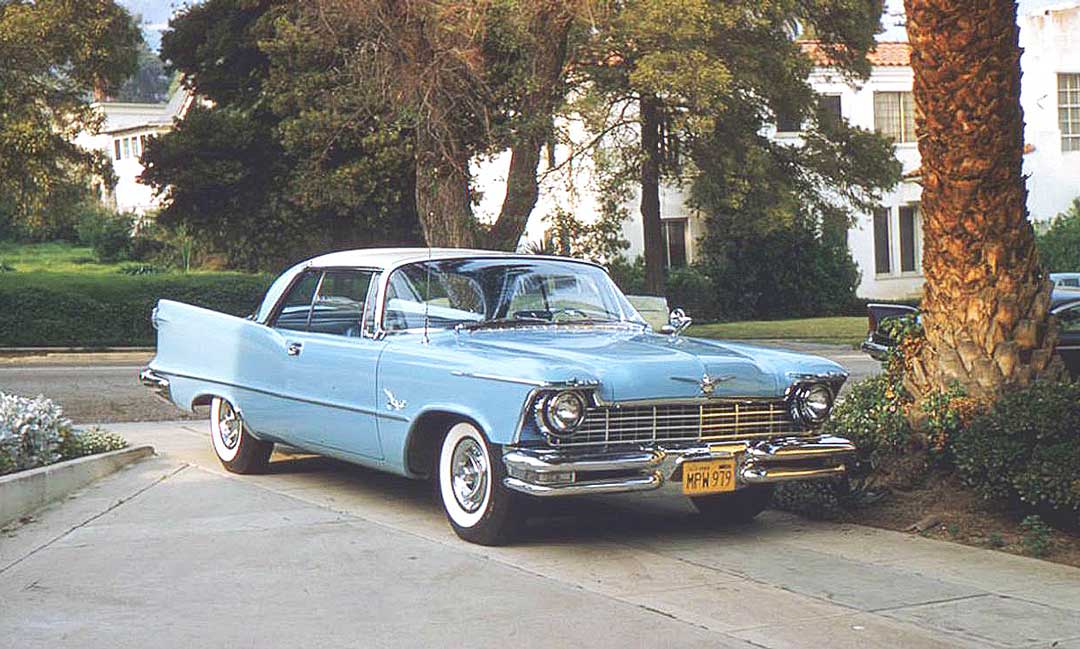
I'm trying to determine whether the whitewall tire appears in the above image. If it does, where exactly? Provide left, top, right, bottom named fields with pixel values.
left=437, top=422, right=522, bottom=545
left=210, top=397, right=273, bottom=474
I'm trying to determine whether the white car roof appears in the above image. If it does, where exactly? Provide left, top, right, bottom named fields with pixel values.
left=253, top=247, right=603, bottom=323
left=307, top=247, right=520, bottom=269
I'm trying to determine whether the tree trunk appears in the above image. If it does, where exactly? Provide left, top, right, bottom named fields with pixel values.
left=414, top=130, right=477, bottom=248
left=488, top=4, right=574, bottom=251
left=904, top=0, right=1059, bottom=402
left=640, top=94, right=665, bottom=295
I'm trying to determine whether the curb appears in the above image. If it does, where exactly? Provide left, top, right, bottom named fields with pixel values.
left=0, top=347, right=155, bottom=357
left=0, top=445, right=155, bottom=527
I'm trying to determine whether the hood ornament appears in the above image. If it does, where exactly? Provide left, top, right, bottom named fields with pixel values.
left=671, top=373, right=734, bottom=396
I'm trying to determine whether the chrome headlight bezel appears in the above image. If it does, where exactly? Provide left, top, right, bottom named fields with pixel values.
left=534, top=390, right=588, bottom=437
left=789, top=382, right=835, bottom=427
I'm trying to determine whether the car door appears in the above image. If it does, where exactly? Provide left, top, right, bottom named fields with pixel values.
left=1054, top=300, right=1080, bottom=379
left=271, top=268, right=386, bottom=459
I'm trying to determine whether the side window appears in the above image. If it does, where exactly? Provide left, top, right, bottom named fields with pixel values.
left=273, top=271, right=321, bottom=331
left=1059, top=303, right=1080, bottom=333
left=309, top=269, right=376, bottom=337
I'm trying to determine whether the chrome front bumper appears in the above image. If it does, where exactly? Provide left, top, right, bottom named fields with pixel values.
left=139, top=367, right=173, bottom=404
left=502, top=436, right=855, bottom=497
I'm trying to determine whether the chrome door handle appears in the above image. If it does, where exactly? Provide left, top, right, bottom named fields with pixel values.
left=287, top=342, right=303, bottom=356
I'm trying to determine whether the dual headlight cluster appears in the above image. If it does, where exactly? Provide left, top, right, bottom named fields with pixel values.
left=788, top=382, right=835, bottom=427
left=533, top=382, right=835, bottom=438
left=533, top=390, right=588, bottom=437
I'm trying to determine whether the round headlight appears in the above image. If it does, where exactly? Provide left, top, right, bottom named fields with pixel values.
left=791, top=383, right=833, bottom=426
left=537, top=391, right=587, bottom=435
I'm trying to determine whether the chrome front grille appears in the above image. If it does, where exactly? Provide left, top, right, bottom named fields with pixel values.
left=552, top=400, right=804, bottom=447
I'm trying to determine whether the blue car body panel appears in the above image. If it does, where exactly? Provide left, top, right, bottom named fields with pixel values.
left=147, top=251, right=848, bottom=480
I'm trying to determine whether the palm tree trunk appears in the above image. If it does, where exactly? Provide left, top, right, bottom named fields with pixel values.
left=904, top=0, right=1060, bottom=402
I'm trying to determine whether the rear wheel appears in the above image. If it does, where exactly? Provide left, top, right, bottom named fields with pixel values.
left=210, top=397, right=272, bottom=474
left=437, top=422, right=523, bottom=546
left=690, top=485, right=774, bottom=523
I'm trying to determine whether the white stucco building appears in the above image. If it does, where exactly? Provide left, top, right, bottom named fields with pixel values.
left=479, top=2, right=1080, bottom=300
left=74, top=88, right=193, bottom=216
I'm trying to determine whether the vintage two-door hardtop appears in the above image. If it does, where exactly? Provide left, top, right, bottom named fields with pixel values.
left=141, top=248, right=854, bottom=545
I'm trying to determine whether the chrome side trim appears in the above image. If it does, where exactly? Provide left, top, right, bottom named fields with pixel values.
left=148, top=369, right=410, bottom=422
left=449, top=371, right=601, bottom=387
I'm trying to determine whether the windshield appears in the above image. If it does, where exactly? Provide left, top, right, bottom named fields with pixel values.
left=382, top=258, right=643, bottom=331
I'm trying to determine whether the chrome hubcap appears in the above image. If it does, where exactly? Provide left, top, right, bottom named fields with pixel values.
left=217, top=401, right=241, bottom=450
left=451, top=438, right=488, bottom=513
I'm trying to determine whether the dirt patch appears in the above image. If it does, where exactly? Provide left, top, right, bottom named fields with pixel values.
left=836, top=471, right=1080, bottom=568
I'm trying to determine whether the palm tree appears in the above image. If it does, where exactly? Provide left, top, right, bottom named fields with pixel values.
left=903, top=0, right=1060, bottom=402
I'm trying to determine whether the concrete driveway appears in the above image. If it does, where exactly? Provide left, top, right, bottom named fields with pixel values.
left=2, top=421, right=1078, bottom=649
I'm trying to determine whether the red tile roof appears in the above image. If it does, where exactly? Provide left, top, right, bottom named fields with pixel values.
left=800, top=40, right=911, bottom=68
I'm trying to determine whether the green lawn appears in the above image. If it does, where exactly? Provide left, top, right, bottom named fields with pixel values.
left=0, top=241, right=121, bottom=274
left=690, top=316, right=868, bottom=346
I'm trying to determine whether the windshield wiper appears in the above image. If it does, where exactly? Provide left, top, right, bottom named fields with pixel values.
left=455, top=316, right=550, bottom=331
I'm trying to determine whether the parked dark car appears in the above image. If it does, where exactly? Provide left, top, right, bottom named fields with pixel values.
left=861, top=289, right=1080, bottom=378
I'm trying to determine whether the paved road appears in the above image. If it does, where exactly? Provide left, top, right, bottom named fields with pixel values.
left=0, top=342, right=881, bottom=424
left=0, top=352, right=192, bottom=423
left=2, top=421, right=1078, bottom=649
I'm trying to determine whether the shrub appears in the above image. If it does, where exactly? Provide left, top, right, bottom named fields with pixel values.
left=0, top=393, right=72, bottom=475
left=1036, top=198, right=1080, bottom=273
left=953, top=380, right=1080, bottom=527
left=77, top=206, right=135, bottom=263
left=0, top=263, right=14, bottom=273
left=58, top=426, right=128, bottom=461
left=773, top=371, right=914, bottom=518
left=0, top=272, right=274, bottom=346
left=666, top=266, right=722, bottom=321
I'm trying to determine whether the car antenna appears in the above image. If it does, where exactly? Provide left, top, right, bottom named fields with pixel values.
left=422, top=233, right=432, bottom=345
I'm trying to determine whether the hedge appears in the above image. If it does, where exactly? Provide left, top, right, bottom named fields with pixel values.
left=0, top=272, right=273, bottom=347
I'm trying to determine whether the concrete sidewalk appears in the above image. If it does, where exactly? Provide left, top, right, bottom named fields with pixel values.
left=2, top=420, right=1078, bottom=649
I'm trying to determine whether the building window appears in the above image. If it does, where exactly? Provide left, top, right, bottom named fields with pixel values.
left=131, top=136, right=140, bottom=157
left=122, top=138, right=131, bottom=159
left=873, top=207, right=891, bottom=275
left=113, top=139, right=121, bottom=160
left=819, top=94, right=842, bottom=127
left=873, top=91, right=916, bottom=143
left=1060, top=73, right=1080, bottom=152
left=899, top=205, right=919, bottom=273
left=662, top=219, right=687, bottom=268
left=775, top=108, right=801, bottom=133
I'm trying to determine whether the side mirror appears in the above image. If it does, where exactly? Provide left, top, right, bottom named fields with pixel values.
left=660, top=308, right=692, bottom=336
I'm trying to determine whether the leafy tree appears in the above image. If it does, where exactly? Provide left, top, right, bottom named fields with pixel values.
left=141, top=0, right=421, bottom=271
left=116, top=39, right=172, bottom=103
left=0, top=0, right=140, bottom=238
left=572, top=0, right=894, bottom=294
left=1036, top=198, right=1080, bottom=273
left=302, top=0, right=585, bottom=249
left=903, top=0, right=1059, bottom=402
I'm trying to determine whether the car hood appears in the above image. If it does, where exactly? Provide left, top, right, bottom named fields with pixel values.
left=437, top=327, right=846, bottom=401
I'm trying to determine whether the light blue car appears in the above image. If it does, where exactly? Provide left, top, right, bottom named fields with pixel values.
left=141, top=249, right=854, bottom=545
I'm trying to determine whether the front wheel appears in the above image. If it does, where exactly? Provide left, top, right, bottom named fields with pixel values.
left=210, top=397, right=272, bottom=474
left=690, top=485, right=774, bottom=523
left=437, top=422, right=523, bottom=546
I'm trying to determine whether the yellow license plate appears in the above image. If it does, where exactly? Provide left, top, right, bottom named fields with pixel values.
left=682, top=459, right=737, bottom=495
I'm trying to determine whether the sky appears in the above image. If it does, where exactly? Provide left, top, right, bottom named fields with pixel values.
left=880, top=0, right=1076, bottom=40
left=121, top=0, right=1074, bottom=51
